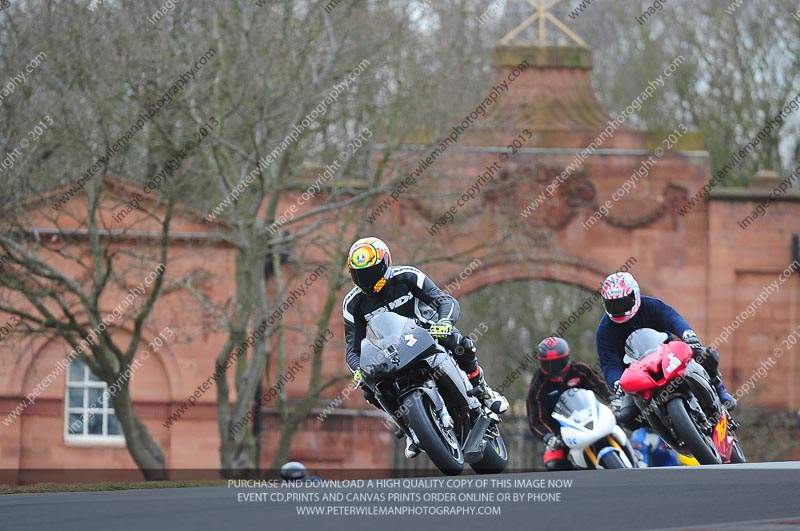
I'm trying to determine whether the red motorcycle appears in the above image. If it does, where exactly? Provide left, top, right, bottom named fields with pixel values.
left=619, top=329, right=745, bottom=465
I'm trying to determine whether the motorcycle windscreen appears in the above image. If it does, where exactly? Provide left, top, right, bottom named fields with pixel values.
left=554, top=388, right=596, bottom=418
left=624, top=328, right=670, bottom=363
left=365, top=312, right=412, bottom=344
left=360, top=312, right=436, bottom=376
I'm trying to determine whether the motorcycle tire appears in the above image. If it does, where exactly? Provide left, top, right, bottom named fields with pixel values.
left=599, top=451, right=627, bottom=469
left=730, top=438, right=746, bottom=464
left=402, top=391, right=464, bottom=475
left=470, top=433, right=508, bottom=475
left=666, top=398, right=722, bottom=465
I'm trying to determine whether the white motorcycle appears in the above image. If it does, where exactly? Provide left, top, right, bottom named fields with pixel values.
left=551, top=388, right=637, bottom=469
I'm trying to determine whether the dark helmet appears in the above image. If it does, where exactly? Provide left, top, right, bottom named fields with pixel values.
left=347, top=237, right=392, bottom=294
left=537, top=337, right=571, bottom=381
left=280, top=461, right=309, bottom=481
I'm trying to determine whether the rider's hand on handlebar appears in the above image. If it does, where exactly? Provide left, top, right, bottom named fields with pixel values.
left=613, top=380, right=624, bottom=399
left=429, top=319, right=454, bottom=339
left=610, top=381, right=624, bottom=414
left=609, top=396, right=623, bottom=415
left=544, top=433, right=564, bottom=451
left=681, top=329, right=703, bottom=354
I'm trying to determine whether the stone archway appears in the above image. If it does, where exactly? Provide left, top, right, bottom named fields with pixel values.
left=450, top=258, right=610, bottom=298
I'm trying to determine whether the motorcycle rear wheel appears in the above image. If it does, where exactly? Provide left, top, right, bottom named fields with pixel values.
left=470, top=431, right=508, bottom=474
left=730, top=438, right=746, bottom=464
left=402, top=391, right=464, bottom=475
left=666, top=398, right=722, bottom=465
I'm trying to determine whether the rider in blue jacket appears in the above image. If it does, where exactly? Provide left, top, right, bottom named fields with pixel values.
left=596, top=272, right=736, bottom=429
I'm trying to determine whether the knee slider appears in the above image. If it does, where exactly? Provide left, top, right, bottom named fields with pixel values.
left=456, top=336, right=476, bottom=356
left=441, top=333, right=459, bottom=354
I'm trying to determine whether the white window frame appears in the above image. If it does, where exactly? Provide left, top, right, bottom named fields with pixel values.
left=64, top=361, right=125, bottom=446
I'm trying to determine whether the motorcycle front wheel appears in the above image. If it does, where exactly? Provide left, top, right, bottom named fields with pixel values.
left=666, top=398, right=722, bottom=465
left=589, top=438, right=629, bottom=469
left=599, top=452, right=627, bottom=469
left=402, top=391, right=464, bottom=475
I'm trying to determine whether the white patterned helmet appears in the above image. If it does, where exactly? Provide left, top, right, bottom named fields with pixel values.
left=600, top=272, right=641, bottom=323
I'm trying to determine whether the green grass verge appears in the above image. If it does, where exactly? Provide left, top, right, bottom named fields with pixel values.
left=0, top=479, right=227, bottom=495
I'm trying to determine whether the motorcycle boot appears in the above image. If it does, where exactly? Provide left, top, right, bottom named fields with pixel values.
left=710, top=372, right=737, bottom=411
left=468, top=367, right=508, bottom=414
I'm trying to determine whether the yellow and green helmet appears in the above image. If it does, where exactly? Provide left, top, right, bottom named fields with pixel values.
left=347, top=237, right=392, bottom=294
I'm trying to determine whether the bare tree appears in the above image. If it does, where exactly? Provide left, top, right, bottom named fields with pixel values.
left=0, top=0, right=208, bottom=479
left=0, top=186, right=174, bottom=479
left=570, top=0, right=800, bottom=182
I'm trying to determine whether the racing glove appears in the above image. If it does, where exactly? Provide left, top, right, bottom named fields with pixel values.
left=682, top=329, right=703, bottom=355
left=613, top=380, right=624, bottom=398
left=610, top=381, right=624, bottom=414
left=429, top=319, right=454, bottom=339
left=544, top=433, right=564, bottom=451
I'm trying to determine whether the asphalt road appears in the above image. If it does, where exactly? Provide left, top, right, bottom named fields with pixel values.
left=1, top=463, right=798, bottom=531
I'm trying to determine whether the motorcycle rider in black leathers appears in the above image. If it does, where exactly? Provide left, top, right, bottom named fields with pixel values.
left=343, top=237, right=508, bottom=458
left=526, top=337, right=614, bottom=470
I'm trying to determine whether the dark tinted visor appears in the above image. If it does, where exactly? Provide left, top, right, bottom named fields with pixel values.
left=350, top=262, right=387, bottom=293
left=541, top=356, right=568, bottom=376
left=603, top=292, right=636, bottom=317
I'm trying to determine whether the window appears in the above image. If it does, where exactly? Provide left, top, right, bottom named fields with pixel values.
left=64, top=360, right=124, bottom=444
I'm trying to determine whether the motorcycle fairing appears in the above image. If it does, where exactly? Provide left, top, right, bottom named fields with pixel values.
left=712, top=412, right=735, bottom=463
left=620, top=341, right=693, bottom=399
left=359, top=317, right=437, bottom=378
